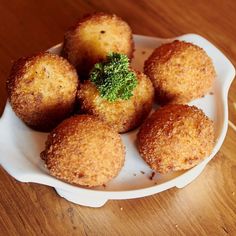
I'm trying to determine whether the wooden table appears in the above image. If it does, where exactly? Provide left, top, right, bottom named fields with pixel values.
left=0, top=1, right=235, bottom=235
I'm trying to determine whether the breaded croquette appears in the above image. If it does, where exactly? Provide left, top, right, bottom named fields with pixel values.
left=144, top=40, right=216, bottom=104
left=137, top=104, right=214, bottom=173
left=62, top=12, right=134, bottom=79
left=77, top=71, right=154, bottom=133
left=7, top=52, right=78, bottom=131
left=41, top=115, right=125, bottom=187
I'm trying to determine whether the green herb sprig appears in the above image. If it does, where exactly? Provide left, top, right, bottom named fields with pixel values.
left=89, top=52, right=137, bottom=102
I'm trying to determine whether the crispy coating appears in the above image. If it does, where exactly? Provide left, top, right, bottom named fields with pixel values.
left=77, top=71, right=154, bottom=133
left=41, top=115, right=125, bottom=187
left=7, top=52, right=79, bottom=131
left=62, top=12, right=134, bottom=79
left=137, top=104, right=214, bottom=173
left=144, top=40, right=216, bottom=104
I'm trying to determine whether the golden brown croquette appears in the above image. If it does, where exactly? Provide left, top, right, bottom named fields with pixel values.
left=41, top=115, right=125, bottom=187
left=137, top=104, right=214, bottom=173
left=77, top=71, right=154, bottom=133
left=62, top=12, right=134, bottom=79
left=7, top=52, right=79, bottom=131
left=144, top=40, right=216, bottom=104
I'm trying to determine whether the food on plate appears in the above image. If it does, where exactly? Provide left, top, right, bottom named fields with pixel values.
left=77, top=53, right=154, bottom=133
left=40, top=115, right=125, bottom=187
left=144, top=40, right=216, bottom=104
left=62, top=12, right=134, bottom=79
left=137, top=104, right=214, bottom=173
left=7, top=52, right=78, bottom=131
left=5, top=14, right=219, bottom=194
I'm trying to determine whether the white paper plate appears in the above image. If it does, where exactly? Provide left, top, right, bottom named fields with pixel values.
left=0, top=34, right=235, bottom=207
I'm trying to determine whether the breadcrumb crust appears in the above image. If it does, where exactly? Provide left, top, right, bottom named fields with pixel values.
left=137, top=104, right=215, bottom=173
left=7, top=52, right=79, bottom=131
left=77, top=71, right=154, bottom=133
left=41, top=115, right=125, bottom=187
left=144, top=40, right=216, bottom=104
left=62, top=12, right=134, bottom=79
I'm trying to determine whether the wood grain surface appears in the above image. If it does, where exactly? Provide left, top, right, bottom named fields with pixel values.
left=0, top=0, right=235, bottom=235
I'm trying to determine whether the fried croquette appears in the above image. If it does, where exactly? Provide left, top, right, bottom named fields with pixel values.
left=40, top=115, right=125, bottom=187
left=144, top=40, right=216, bottom=104
left=77, top=71, right=154, bottom=133
left=137, top=104, right=214, bottom=173
left=62, top=12, right=134, bottom=79
left=7, top=52, right=78, bottom=131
